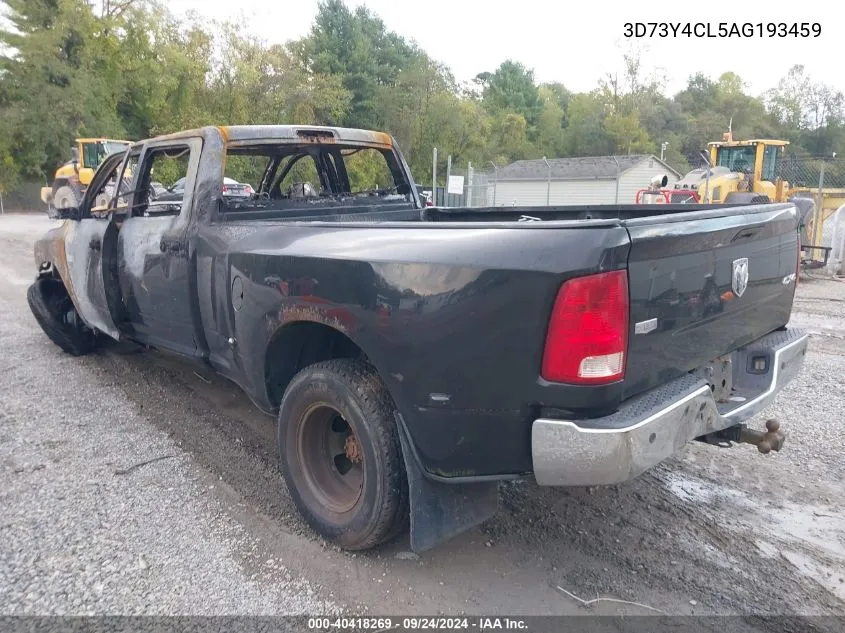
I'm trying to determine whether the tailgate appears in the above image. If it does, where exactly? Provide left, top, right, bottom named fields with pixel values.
left=622, top=203, right=799, bottom=400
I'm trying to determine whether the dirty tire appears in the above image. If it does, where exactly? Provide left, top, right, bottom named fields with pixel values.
left=53, top=186, right=79, bottom=210
left=278, top=359, right=409, bottom=551
left=27, top=278, right=96, bottom=356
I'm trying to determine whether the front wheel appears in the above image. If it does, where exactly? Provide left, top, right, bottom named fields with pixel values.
left=278, top=359, right=408, bottom=550
left=27, top=278, right=96, bottom=356
left=53, top=186, right=79, bottom=210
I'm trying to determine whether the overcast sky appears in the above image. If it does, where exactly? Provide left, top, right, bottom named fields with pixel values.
left=165, top=0, right=837, bottom=97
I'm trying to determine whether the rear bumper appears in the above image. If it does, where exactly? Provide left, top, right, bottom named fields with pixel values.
left=531, top=327, right=808, bottom=486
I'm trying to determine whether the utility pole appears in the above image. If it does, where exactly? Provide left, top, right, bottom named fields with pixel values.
left=542, top=157, right=551, bottom=206
left=489, top=161, right=498, bottom=207
left=432, top=147, right=437, bottom=206
left=467, top=162, right=473, bottom=206
left=446, top=155, right=452, bottom=206
left=611, top=156, right=620, bottom=204
left=660, top=142, right=668, bottom=161
left=814, top=160, right=826, bottom=251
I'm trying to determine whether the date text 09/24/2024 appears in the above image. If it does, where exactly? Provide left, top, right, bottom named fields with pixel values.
left=624, top=22, right=821, bottom=38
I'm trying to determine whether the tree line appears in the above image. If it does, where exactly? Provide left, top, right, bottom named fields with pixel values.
left=2, top=0, right=844, bottom=195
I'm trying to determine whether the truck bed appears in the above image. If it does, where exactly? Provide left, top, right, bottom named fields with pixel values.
left=217, top=199, right=778, bottom=226
left=213, top=200, right=800, bottom=477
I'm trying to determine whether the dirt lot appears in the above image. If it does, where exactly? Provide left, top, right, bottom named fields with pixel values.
left=1, top=213, right=843, bottom=626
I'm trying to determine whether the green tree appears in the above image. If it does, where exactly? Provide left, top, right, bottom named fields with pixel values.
left=604, top=113, right=653, bottom=155
left=0, top=0, right=125, bottom=180
left=298, top=0, right=423, bottom=129
left=562, top=92, right=611, bottom=156
left=477, top=61, right=540, bottom=127
left=535, top=85, right=567, bottom=157
left=1, top=0, right=843, bottom=198
left=115, top=4, right=213, bottom=137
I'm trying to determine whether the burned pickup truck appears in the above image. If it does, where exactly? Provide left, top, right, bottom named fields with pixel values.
left=29, top=125, right=808, bottom=552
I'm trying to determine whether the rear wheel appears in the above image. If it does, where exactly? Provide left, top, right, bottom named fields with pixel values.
left=27, top=278, right=96, bottom=356
left=278, top=359, right=408, bottom=550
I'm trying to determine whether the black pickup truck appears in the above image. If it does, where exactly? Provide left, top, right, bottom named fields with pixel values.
left=29, top=125, right=808, bottom=552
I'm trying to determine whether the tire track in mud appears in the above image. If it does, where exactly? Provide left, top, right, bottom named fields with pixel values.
left=85, top=343, right=845, bottom=621
left=486, top=468, right=844, bottom=622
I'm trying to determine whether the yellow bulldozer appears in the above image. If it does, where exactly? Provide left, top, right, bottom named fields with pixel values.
left=640, top=131, right=845, bottom=269
left=41, top=138, right=132, bottom=210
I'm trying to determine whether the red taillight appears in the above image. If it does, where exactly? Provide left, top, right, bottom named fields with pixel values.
left=541, top=270, right=629, bottom=385
left=245, top=185, right=254, bottom=194
left=222, top=185, right=230, bottom=193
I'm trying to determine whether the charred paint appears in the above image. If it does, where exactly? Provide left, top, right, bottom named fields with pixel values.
left=297, top=133, right=337, bottom=144
left=278, top=303, right=352, bottom=334
left=369, top=131, right=393, bottom=147
left=33, top=221, right=79, bottom=309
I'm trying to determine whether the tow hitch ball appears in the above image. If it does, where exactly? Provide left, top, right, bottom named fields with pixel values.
left=703, top=420, right=786, bottom=454
left=740, top=420, right=786, bottom=454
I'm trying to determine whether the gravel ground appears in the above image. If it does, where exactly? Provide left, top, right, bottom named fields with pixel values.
left=0, top=213, right=843, bottom=625
left=0, top=215, right=339, bottom=616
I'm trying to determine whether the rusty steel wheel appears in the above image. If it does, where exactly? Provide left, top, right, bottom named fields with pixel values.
left=296, top=404, right=365, bottom=514
left=278, top=359, right=409, bottom=550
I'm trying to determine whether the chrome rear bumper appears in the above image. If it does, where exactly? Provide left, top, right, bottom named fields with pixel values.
left=531, top=328, right=808, bottom=486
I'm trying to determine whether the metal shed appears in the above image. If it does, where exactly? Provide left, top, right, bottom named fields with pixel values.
left=491, top=154, right=682, bottom=206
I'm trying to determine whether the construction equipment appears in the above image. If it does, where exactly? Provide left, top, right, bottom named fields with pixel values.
left=636, top=175, right=700, bottom=204
left=41, top=138, right=131, bottom=210
left=656, top=133, right=789, bottom=205
left=639, top=130, right=845, bottom=268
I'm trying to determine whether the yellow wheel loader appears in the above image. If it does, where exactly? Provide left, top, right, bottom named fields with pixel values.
left=41, top=138, right=131, bottom=211
left=643, top=131, right=845, bottom=269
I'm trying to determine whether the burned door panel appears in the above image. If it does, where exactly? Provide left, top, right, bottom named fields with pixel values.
left=53, top=150, right=131, bottom=341
left=112, top=136, right=204, bottom=357
left=116, top=215, right=195, bottom=354
left=63, top=219, right=121, bottom=340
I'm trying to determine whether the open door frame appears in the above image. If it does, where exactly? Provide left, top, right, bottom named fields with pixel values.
left=61, top=151, right=130, bottom=340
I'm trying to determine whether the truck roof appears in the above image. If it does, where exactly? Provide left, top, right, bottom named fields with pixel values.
left=141, top=125, right=395, bottom=148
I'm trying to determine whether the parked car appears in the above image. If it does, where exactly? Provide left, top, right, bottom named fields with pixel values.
left=28, top=125, right=807, bottom=553
left=167, top=176, right=254, bottom=199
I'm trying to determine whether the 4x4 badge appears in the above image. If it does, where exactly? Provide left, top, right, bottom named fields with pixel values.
left=732, top=258, right=749, bottom=297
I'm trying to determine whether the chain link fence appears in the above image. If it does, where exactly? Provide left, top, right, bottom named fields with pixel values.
left=777, top=156, right=845, bottom=190
left=776, top=157, right=845, bottom=269
left=417, top=165, right=497, bottom=208
left=420, top=166, right=505, bottom=208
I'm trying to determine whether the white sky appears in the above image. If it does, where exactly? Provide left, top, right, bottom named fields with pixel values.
left=166, top=0, right=838, bottom=97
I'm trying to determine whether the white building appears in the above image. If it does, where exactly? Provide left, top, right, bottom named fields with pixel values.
left=490, top=154, right=682, bottom=206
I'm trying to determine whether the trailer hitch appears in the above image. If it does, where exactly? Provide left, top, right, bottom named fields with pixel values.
left=698, top=420, right=786, bottom=454
left=739, top=420, right=785, bottom=454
